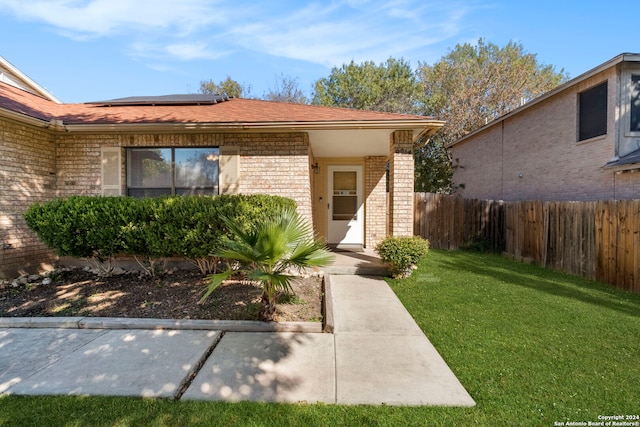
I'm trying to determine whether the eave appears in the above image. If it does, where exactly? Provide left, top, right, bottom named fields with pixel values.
left=62, top=118, right=444, bottom=134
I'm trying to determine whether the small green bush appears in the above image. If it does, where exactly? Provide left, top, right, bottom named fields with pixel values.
left=375, top=235, right=430, bottom=278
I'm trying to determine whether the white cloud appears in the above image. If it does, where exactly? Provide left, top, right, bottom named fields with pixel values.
left=165, top=43, right=228, bottom=61
left=0, top=0, right=478, bottom=67
left=0, top=0, right=225, bottom=36
left=229, top=1, right=475, bottom=66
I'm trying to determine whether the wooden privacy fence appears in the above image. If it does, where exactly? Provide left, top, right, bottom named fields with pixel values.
left=414, top=193, right=504, bottom=252
left=414, top=193, right=640, bottom=293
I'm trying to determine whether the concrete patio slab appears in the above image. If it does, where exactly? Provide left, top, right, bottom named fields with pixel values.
left=335, top=334, right=475, bottom=406
left=323, top=249, right=389, bottom=276
left=7, top=329, right=220, bottom=398
left=183, top=332, right=335, bottom=403
left=0, top=328, right=106, bottom=394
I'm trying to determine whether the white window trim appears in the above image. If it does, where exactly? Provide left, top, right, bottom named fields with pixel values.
left=622, top=64, right=640, bottom=138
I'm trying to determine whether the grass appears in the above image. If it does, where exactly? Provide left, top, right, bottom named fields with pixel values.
left=1, top=250, right=639, bottom=426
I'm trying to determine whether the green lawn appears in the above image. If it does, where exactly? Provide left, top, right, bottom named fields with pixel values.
left=2, top=250, right=639, bottom=426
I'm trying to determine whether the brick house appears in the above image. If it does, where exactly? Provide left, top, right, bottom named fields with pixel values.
left=0, top=56, right=443, bottom=278
left=450, top=53, right=640, bottom=201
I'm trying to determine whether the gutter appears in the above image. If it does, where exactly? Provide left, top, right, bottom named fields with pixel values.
left=0, top=106, right=52, bottom=129
left=63, top=119, right=445, bottom=134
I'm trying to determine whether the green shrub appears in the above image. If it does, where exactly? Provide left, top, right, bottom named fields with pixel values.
left=24, top=196, right=143, bottom=274
left=375, top=235, right=430, bottom=278
left=24, top=194, right=297, bottom=275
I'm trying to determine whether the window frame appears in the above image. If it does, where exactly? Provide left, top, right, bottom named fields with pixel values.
left=623, top=66, right=640, bottom=137
left=577, top=81, right=608, bottom=142
left=125, top=146, right=220, bottom=197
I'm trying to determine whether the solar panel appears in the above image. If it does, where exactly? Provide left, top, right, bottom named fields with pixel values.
left=85, top=93, right=231, bottom=106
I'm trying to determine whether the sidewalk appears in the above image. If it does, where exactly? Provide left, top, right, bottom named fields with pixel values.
left=0, top=274, right=475, bottom=406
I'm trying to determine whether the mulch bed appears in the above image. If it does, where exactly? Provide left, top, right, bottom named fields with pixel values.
left=0, top=268, right=323, bottom=322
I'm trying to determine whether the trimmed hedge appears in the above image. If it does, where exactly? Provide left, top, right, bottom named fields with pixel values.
left=24, top=194, right=296, bottom=274
left=375, top=235, right=430, bottom=278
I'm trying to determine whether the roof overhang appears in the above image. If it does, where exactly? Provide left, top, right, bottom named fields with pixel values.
left=0, top=99, right=444, bottom=158
left=60, top=118, right=443, bottom=132
left=62, top=119, right=444, bottom=157
left=602, top=148, right=640, bottom=172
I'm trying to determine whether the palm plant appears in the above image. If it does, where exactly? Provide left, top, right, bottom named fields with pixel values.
left=200, top=207, right=334, bottom=321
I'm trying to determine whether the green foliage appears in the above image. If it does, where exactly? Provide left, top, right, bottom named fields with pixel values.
left=199, top=76, right=248, bottom=98
left=202, top=207, right=333, bottom=321
left=414, top=39, right=568, bottom=193
left=24, top=196, right=139, bottom=260
left=414, top=135, right=455, bottom=193
left=312, top=57, right=421, bottom=114
left=375, top=236, right=430, bottom=278
left=418, top=38, right=569, bottom=145
left=24, top=195, right=296, bottom=275
left=3, top=253, right=639, bottom=425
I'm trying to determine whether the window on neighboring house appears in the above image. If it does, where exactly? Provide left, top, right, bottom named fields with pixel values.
left=578, top=81, right=608, bottom=141
left=126, top=147, right=219, bottom=197
left=631, top=75, right=640, bottom=132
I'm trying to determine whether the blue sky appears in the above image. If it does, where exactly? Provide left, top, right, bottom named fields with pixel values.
left=0, top=0, right=637, bottom=103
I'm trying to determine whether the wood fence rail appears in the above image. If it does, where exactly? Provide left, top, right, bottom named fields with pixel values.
left=414, top=193, right=640, bottom=294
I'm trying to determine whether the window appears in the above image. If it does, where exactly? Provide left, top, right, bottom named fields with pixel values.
left=126, top=147, right=219, bottom=197
left=578, top=81, right=608, bottom=141
left=631, top=75, right=640, bottom=132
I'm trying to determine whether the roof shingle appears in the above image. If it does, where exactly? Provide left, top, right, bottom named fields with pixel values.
left=0, top=82, right=435, bottom=126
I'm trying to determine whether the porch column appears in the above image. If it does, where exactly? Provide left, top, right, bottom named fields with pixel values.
left=389, top=130, right=414, bottom=236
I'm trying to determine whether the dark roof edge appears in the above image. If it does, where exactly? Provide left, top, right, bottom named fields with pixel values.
left=85, top=93, right=232, bottom=106
left=602, top=148, right=640, bottom=171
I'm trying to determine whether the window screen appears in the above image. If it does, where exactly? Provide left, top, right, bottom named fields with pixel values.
left=126, top=147, right=219, bottom=197
left=578, top=82, right=608, bottom=141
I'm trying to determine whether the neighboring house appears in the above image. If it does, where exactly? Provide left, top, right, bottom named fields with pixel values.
left=0, top=57, right=443, bottom=278
left=0, top=56, right=62, bottom=103
left=450, top=53, right=640, bottom=202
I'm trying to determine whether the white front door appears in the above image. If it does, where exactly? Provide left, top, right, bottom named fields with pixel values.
left=327, top=165, right=364, bottom=246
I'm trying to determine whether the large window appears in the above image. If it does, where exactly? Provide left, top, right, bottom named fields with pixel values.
left=126, top=147, right=219, bottom=197
left=578, top=81, right=608, bottom=141
left=631, top=75, right=640, bottom=132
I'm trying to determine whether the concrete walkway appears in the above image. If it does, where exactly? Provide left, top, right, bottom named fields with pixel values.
left=0, top=274, right=475, bottom=406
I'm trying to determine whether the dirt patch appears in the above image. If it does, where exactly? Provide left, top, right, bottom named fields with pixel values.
left=0, top=268, right=323, bottom=323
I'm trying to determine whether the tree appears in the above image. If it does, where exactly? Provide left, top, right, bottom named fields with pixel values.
left=418, top=38, right=569, bottom=145
left=413, top=136, right=456, bottom=193
left=312, top=57, right=421, bottom=114
left=201, top=207, right=333, bottom=321
left=414, top=39, right=569, bottom=192
left=199, top=76, right=248, bottom=98
left=263, top=73, right=308, bottom=104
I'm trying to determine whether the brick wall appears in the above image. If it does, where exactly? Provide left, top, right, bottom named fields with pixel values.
left=0, top=129, right=314, bottom=278
left=225, top=132, right=313, bottom=222
left=0, top=117, right=57, bottom=279
left=452, top=67, right=636, bottom=201
left=365, top=156, right=387, bottom=247
left=55, top=131, right=313, bottom=221
left=614, top=170, right=640, bottom=199
left=389, top=130, right=414, bottom=236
